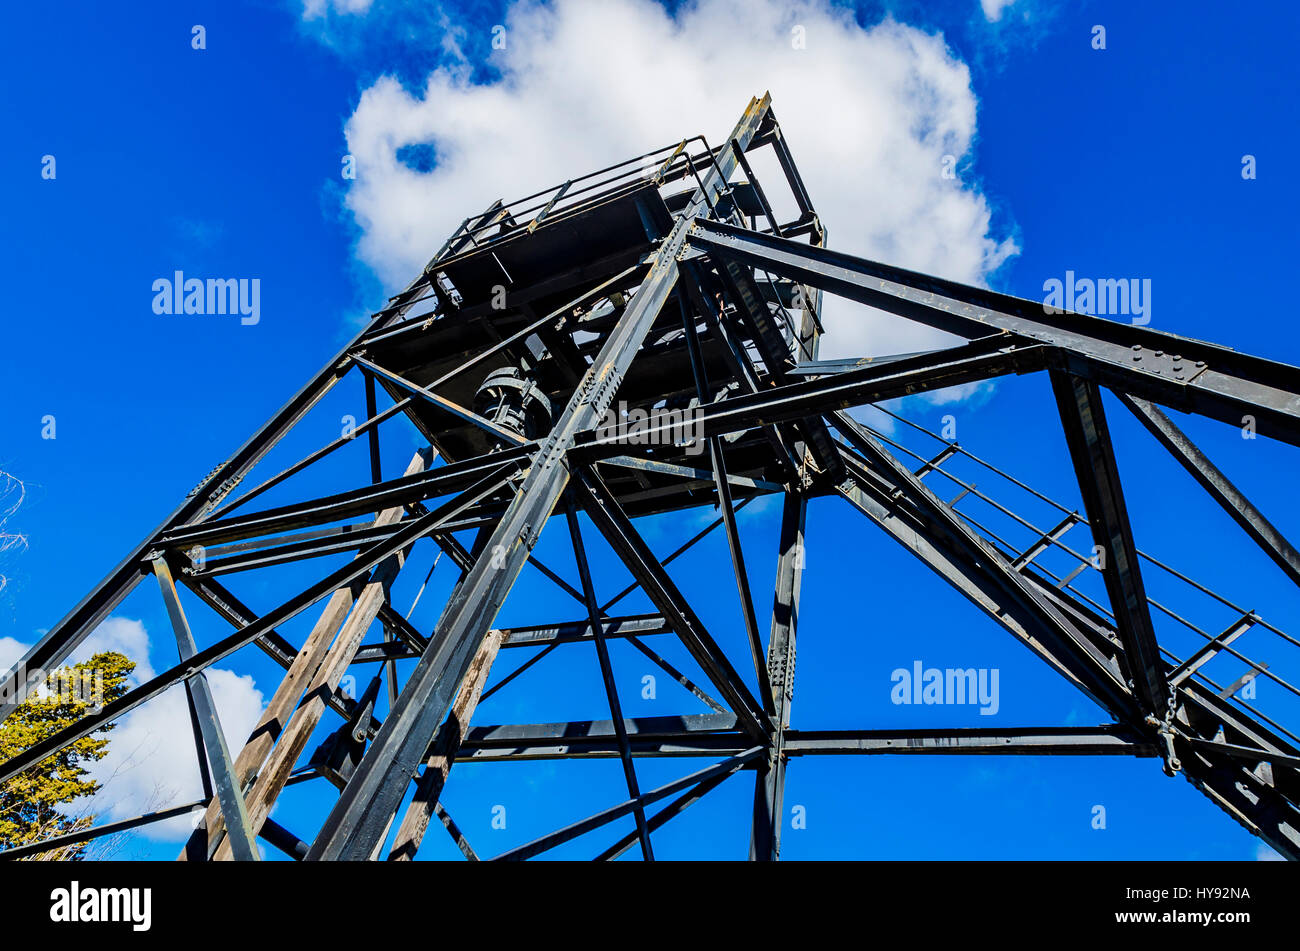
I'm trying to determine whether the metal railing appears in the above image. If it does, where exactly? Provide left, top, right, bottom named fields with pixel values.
left=845, top=404, right=1300, bottom=745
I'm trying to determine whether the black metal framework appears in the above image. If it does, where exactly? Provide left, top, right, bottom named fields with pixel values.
left=4, top=94, right=1299, bottom=861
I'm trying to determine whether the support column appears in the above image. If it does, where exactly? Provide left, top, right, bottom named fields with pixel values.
left=387, top=627, right=505, bottom=860
left=153, top=558, right=259, bottom=860
left=750, top=493, right=805, bottom=860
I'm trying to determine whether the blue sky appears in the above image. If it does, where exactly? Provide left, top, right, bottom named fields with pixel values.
left=1, top=0, right=1298, bottom=860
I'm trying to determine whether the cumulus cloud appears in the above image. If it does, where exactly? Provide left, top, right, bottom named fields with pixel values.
left=303, top=0, right=374, bottom=19
left=2, top=616, right=266, bottom=842
left=980, top=0, right=1018, bottom=22
left=341, top=0, right=1017, bottom=362
left=87, top=667, right=265, bottom=841
left=69, top=615, right=156, bottom=678
left=0, top=637, right=26, bottom=675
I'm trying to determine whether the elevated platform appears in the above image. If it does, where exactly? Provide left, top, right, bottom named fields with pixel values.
left=362, top=174, right=810, bottom=516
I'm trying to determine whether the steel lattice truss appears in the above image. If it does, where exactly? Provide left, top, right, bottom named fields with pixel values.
left=3, top=95, right=1299, bottom=861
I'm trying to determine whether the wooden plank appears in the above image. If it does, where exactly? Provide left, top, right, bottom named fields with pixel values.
left=182, top=449, right=429, bottom=860
left=212, top=450, right=431, bottom=859
left=387, top=627, right=505, bottom=860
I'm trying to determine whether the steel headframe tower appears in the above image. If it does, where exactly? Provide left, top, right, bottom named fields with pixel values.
left=4, top=94, right=1300, bottom=861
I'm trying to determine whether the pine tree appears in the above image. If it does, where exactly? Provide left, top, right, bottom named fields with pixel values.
left=0, top=652, right=134, bottom=857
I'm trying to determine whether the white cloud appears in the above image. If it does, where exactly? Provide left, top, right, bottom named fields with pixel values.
left=0, top=637, right=26, bottom=675
left=303, top=0, right=374, bottom=19
left=1, top=616, right=156, bottom=682
left=980, top=0, right=1018, bottom=22
left=1, top=616, right=267, bottom=843
left=86, top=668, right=265, bottom=841
left=70, top=615, right=156, bottom=679
left=341, top=0, right=1017, bottom=363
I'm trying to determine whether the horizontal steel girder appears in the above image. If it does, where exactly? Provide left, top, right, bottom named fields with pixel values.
left=574, top=335, right=1049, bottom=455
left=687, top=218, right=1300, bottom=445
left=453, top=718, right=1156, bottom=762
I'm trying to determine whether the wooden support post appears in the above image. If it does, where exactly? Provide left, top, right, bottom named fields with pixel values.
left=387, top=627, right=506, bottom=860
left=212, top=459, right=430, bottom=859
left=183, top=449, right=430, bottom=860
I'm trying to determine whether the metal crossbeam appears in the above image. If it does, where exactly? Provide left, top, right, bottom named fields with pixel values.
left=152, top=558, right=258, bottom=861
left=1119, top=394, right=1300, bottom=588
left=687, top=217, right=1300, bottom=445
left=1050, top=371, right=1169, bottom=717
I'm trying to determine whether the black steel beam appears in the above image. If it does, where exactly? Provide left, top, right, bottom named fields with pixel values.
left=454, top=737, right=746, bottom=761
left=750, top=492, right=805, bottom=860
left=783, top=725, right=1156, bottom=756
left=353, top=354, right=526, bottom=448
left=452, top=722, right=1158, bottom=762
left=0, top=801, right=206, bottom=861
left=462, top=712, right=739, bottom=747
left=1051, top=372, right=1169, bottom=717
left=364, top=372, right=383, bottom=485
left=565, top=504, right=654, bottom=859
left=182, top=575, right=300, bottom=670
left=490, top=748, right=764, bottom=861
left=502, top=615, right=670, bottom=648
left=1119, top=394, right=1300, bottom=589
left=624, top=633, right=728, bottom=714
left=260, top=818, right=310, bottom=861
left=595, top=769, right=734, bottom=861
left=161, top=449, right=530, bottom=550
left=688, top=218, right=1300, bottom=445
left=571, top=468, right=769, bottom=740
left=152, top=557, right=258, bottom=861
left=574, top=335, right=1047, bottom=456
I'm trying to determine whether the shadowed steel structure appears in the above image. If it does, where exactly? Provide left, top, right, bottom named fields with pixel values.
left=3, top=95, right=1300, bottom=861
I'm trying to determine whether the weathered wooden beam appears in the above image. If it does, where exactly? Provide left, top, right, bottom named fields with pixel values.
left=187, top=450, right=430, bottom=860
left=387, top=628, right=506, bottom=860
